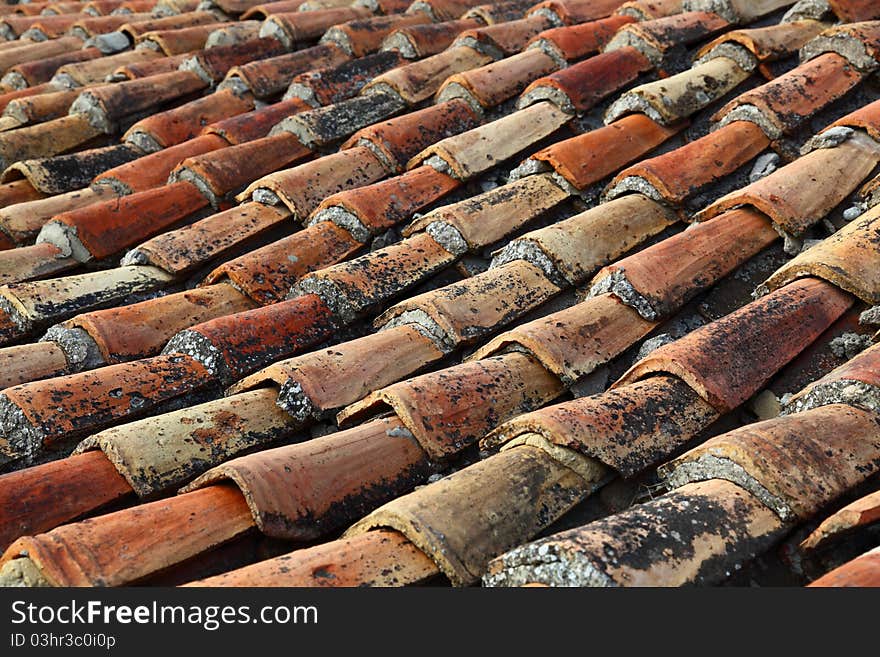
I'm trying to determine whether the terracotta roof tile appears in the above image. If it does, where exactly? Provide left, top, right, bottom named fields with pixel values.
left=220, top=43, right=348, bottom=98
left=205, top=21, right=264, bottom=48
left=0, top=114, right=103, bottom=171
left=616, top=0, right=683, bottom=20
left=0, top=185, right=118, bottom=245
left=184, top=416, right=430, bottom=539
left=381, top=18, right=482, bottom=57
left=472, top=292, right=657, bottom=385
left=53, top=49, right=163, bottom=87
left=204, top=96, right=310, bottom=143
left=604, top=10, right=730, bottom=66
left=696, top=19, right=825, bottom=71
left=240, top=0, right=313, bottom=20
left=685, top=0, right=793, bottom=23
left=454, top=15, right=553, bottom=57
left=180, top=37, right=288, bottom=83
left=285, top=50, right=405, bottom=107
left=0, top=242, right=77, bottom=286
left=529, top=0, right=630, bottom=25
left=206, top=219, right=362, bottom=303
left=321, top=13, right=431, bottom=57
left=808, top=546, right=880, bottom=586
left=465, top=0, right=538, bottom=24
left=527, top=13, right=635, bottom=61
left=260, top=7, right=372, bottom=49
left=69, top=14, right=152, bottom=40
left=406, top=0, right=485, bottom=23
left=800, top=20, right=880, bottom=72
left=2, top=48, right=102, bottom=90
left=616, top=278, right=853, bottom=412
left=828, top=0, right=880, bottom=22
left=117, top=11, right=219, bottom=41
left=518, top=47, right=652, bottom=114
left=0, top=15, right=82, bottom=41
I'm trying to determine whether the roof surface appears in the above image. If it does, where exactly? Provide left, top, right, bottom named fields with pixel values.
left=0, top=0, right=878, bottom=588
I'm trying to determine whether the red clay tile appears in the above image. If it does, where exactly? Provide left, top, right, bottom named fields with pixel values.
left=363, top=45, right=493, bottom=104
left=697, top=19, right=827, bottom=65
left=185, top=416, right=430, bottom=539
left=530, top=114, right=682, bottom=190
left=109, top=53, right=191, bottom=82
left=261, top=7, right=372, bottom=48
left=615, top=0, right=682, bottom=20
left=615, top=278, right=854, bottom=413
left=808, top=548, right=880, bottom=587
left=802, top=21, right=880, bottom=72
left=124, top=90, right=254, bottom=151
left=607, top=122, right=770, bottom=204
left=0, top=342, right=70, bottom=391
left=342, top=99, right=480, bottom=172
left=66, top=284, right=257, bottom=363
left=94, top=134, right=228, bottom=194
left=137, top=23, right=240, bottom=56
left=483, top=376, right=719, bottom=476
left=339, top=352, right=564, bottom=459
left=379, top=260, right=562, bottom=349
left=188, top=529, right=438, bottom=587
left=499, top=193, right=677, bottom=286
left=437, top=49, right=559, bottom=110
left=54, top=49, right=163, bottom=87
left=312, top=165, right=459, bottom=238
left=605, top=10, right=730, bottom=66
left=0, top=115, right=102, bottom=172
left=0, top=450, right=132, bottom=552
left=346, top=443, right=595, bottom=586
left=286, top=51, right=404, bottom=107
left=171, top=292, right=337, bottom=382
left=84, top=0, right=150, bottom=13
left=662, top=403, right=880, bottom=522
left=3, top=143, right=141, bottom=195
left=456, top=15, right=553, bottom=56
left=207, top=220, right=362, bottom=304
left=465, top=0, right=537, bottom=24
left=713, top=53, right=864, bottom=138
left=173, top=132, right=311, bottom=204
left=0, top=483, right=254, bottom=587
left=405, top=173, right=569, bottom=247
left=69, top=13, right=151, bottom=39
left=519, top=47, right=652, bottom=113
left=697, top=131, right=880, bottom=234
left=593, top=208, right=778, bottom=319
left=117, top=11, right=219, bottom=41
left=132, top=200, right=292, bottom=276
left=763, top=206, right=880, bottom=304
left=0, top=83, right=55, bottom=115
left=206, top=21, right=263, bottom=48
left=2, top=86, right=86, bottom=126
left=528, top=14, right=635, bottom=61
left=240, top=146, right=389, bottom=219
left=222, top=43, right=349, bottom=98
left=0, top=186, right=117, bottom=246
left=827, top=97, right=880, bottom=142
left=786, top=341, right=880, bottom=415
left=204, top=97, right=310, bottom=144
left=381, top=18, right=482, bottom=57
left=801, top=490, right=880, bottom=552
left=0, top=352, right=214, bottom=456
left=240, top=0, right=312, bottom=19
left=322, top=13, right=431, bottom=57
left=3, top=48, right=101, bottom=89
left=528, top=0, right=629, bottom=25
left=0, top=15, right=81, bottom=40
left=230, top=323, right=444, bottom=418
left=828, top=0, right=880, bottom=21
left=407, top=0, right=483, bottom=22
left=0, top=179, right=44, bottom=209
left=181, top=37, right=288, bottom=83
left=0, top=242, right=77, bottom=286
left=473, top=292, right=657, bottom=385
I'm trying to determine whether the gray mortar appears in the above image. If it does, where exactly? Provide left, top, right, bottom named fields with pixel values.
left=37, top=221, right=94, bottom=263
left=179, top=55, right=215, bottom=86
left=801, top=34, right=878, bottom=73
left=0, top=71, right=27, bottom=90
left=507, top=157, right=551, bottom=181
left=425, top=220, right=468, bottom=256
left=717, top=103, right=780, bottom=139
left=604, top=31, right=662, bottom=67
left=784, top=379, right=880, bottom=415
left=603, top=175, right=665, bottom=203
left=92, top=176, right=133, bottom=197
left=605, top=93, right=667, bottom=126
left=0, top=25, right=15, bottom=41
left=859, top=306, right=880, bottom=325
left=589, top=269, right=658, bottom=321
left=530, top=7, right=564, bottom=28
left=124, top=130, right=164, bottom=154
left=20, top=29, right=49, bottom=42
left=136, top=39, right=162, bottom=51
left=829, top=332, right=874, bottom=359
left=0, top=393, right=48, bottom=465
left=275, top=378, right=322, bottom=422
left=288, top=276, right=355, bottom=323
left=258, top=19, right=294, bottom=49
left=662, top=455, right=793, bottom=521
left=453, top=35, right=504, bottom=61
left=0, top=558, right=51, bottom=588
left=526, top=38, right=567, bottom=69
left=422, top=153, right=454, bottom=177
left=87, top=31, right=132, bottom=54
left=163, top=329, right=232, bottom=384
left=50, top=72, right=79, bottom=90
left=784, top=0, right=831, bottom=21
left=436, top=82, right=485, bottom=117
left=548, top=171, right=580, bottom=198
left=320, top=27, right=354, bottom=56
left=694, top=43, right=758, bottom=72
left=380, top=32, right=419, bottom=59
left=379, top=308, right=452, bottom=351
left=800, top=126, right=855, bottom=154
left=217, top=75, right=251, bottom=96
left=283, top=82, right=320, bottom=107
left=516, top=86, right=574, bottom=114
left=355, top=136, right=398, bottom=174
left=41, top=325, right=105, bottom=372
left=749, top=152, right=780, bottom=182
left=69, top=91, right=113, bottom=134
left=405, top=1, right=437, bottom=21
left=489, top=238, right=568, bottom=287
left=682, top=0, right=740, bottom=23
left=171, top=167, right=220, bottom=208
left=251, top=187, right=285, bottom=207
left=483, top=542, right=617, bottom=588
left=843, top=204, right=866, bottom=220
left=309, top=205, right=370, bottom=243
left=637, top=333, right=676, bottom=359
left=0, top=295, right=33, bottom=334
